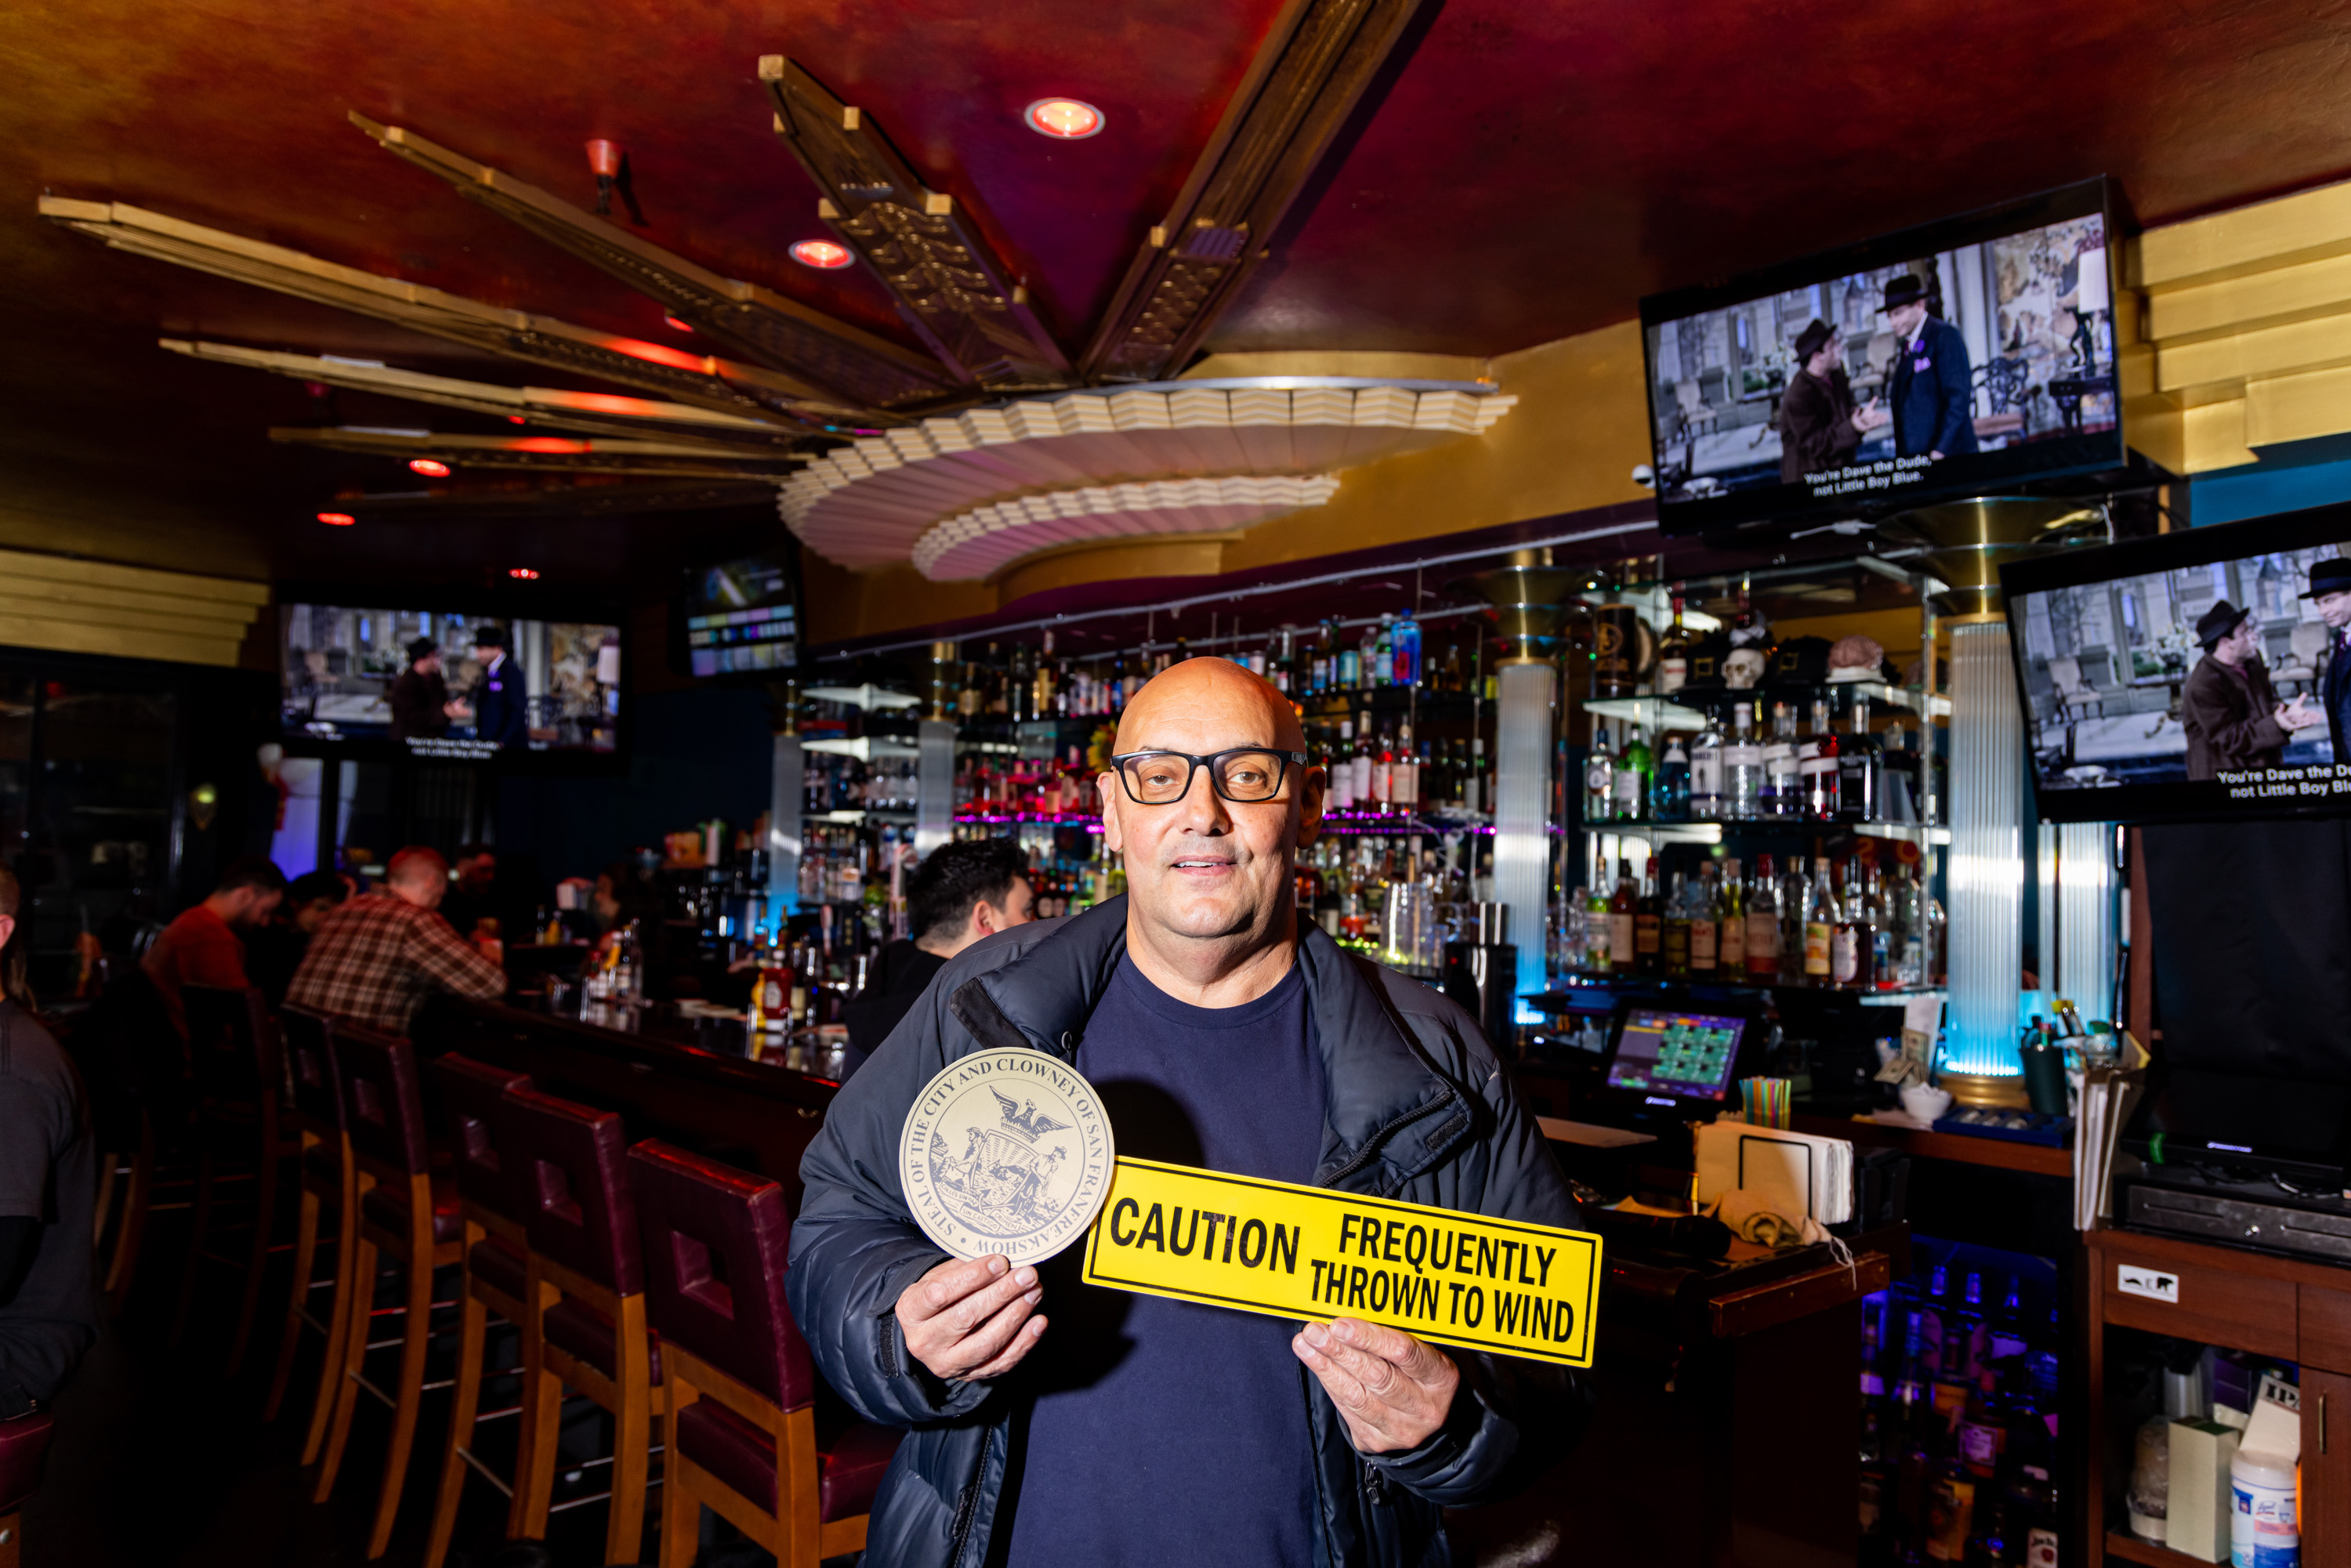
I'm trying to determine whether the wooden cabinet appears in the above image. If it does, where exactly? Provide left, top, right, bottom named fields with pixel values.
left=2087, top=1231, right=2351, bottom=1568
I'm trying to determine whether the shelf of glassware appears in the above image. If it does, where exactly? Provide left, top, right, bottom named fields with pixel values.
left=1585, top=682, right=1949, bottom=732
left=1586, top=818, right=1951, bottom=847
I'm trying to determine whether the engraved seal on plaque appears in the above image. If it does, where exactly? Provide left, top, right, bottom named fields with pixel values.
left=899, top=1048, right=1114, bottom=1266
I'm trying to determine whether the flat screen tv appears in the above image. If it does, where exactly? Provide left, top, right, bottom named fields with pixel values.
left=2001, top=502, right=2351, bottom=822
left=670, top=551, right=799, bottom=679
left=279, top=600, right=624, bottom=763
left=1642, top=179, right=2138, bottom=537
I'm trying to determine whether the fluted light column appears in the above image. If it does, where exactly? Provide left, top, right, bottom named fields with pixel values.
left=2056, top=822, right=2117, bottom=1020
left=1492, top=660, right=1556, bottom=1020
left=1943, top=620, right=2025, bottom=1082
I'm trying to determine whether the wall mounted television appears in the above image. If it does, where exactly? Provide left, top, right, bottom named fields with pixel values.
left=1642, top=178, right=2146, bottom=537
left=2001, top=502, right=2351, bottom=823
left=668, top=549, right=799, bottom=681
left=278, top=596, right=625, bottom=767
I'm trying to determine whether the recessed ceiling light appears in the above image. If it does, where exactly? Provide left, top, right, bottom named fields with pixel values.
left=508, top=415, right=528, bottom=425
left=790, top=239, right=853, bottom=270
left=509, top=567, right=541, bottom=580
left=1024, top=98, right=1104, bottom=139
left=665, top=314, right=694, bottom=333
left=408, top=458, right=452, bottom=477
left=317, top=512, right=357, bottom=527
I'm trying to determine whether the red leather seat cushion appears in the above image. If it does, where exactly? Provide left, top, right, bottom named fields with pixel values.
left=542, top=1297, right=660, bottom=1382
left=361, top=1175, right=462, bottom=1243
left=0, top=1410, right=56, bottom=1513
left=468, top=1235, right=526, bottom=1302
left=674, top=1398, right=899, bottom=1522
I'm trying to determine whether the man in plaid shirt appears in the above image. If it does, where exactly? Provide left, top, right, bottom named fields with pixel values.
left=288, top=846, right=505, bottom=1034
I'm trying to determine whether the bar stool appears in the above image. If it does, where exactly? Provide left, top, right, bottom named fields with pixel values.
left=312, top=1022, right=462, bottom=1559
left=262, top=1005, right=354, bottom=1460
left=629, top=1140, right=899, bottom=1568
left=502, top=1085, right=662, bottom=1566
left=0, top=1410, right=55, bottom=1568
left=420, top=1052, right=533, bottom=1568
left=174, top=983, right=299, bottom=1374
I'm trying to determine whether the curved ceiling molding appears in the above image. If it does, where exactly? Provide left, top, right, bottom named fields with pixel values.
left=779, top=380, right=1515, bottom=571
left=912, top=473, right=1340, bottom=581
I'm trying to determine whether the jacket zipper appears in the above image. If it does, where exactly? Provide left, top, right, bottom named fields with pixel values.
left=1317, top=1084, right=1458, bottom=1191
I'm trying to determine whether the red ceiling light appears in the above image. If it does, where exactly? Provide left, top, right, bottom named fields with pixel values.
left=508, top=415, right=528, bottom=425
left=317, top=511, right=356, bottom=527
left=790, top=238, right=853, bottom=270
left=665, top=314, right=694, bottom=334
left=509, top=567, right=542, bottom=580
left=408, top=458, right=452, bottom=477
left=1024, top=98, right=1104, bottom=139
left=585, top=138, right=622, bottom=215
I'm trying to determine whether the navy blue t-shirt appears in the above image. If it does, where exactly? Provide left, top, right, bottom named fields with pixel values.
left=998, top=954, right=1326, bottom=1568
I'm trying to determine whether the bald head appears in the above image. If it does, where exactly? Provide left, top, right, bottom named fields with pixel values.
left=1114, top=656, right=1305, bottom=756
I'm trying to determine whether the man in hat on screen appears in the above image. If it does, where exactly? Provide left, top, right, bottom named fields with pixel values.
left=454, top=625, right=530, bottom=748
left=1778, top=318, right=1880, bottom=481
left=2302, top=556, right=2351, bottom=764
left=2180, top=599, right=2321, bottom=780
left=385, top=636, right=449, bottom=743
left=1853, top=273, right=1980, bottom=462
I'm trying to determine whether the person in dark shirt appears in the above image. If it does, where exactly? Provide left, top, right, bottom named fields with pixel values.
left=0, top=865, right=98, bottom=1419
left=243, top=871, right=349, bottom=1006
left=1858, top=273, right=1981, bottom=461
left=386, top=638, right=450, bottom=742
left=2182, top=600, right=2322, bottom=779
left=436, top=844, right=502, bottom=945
left=1777, top=317, right=1877, bottom=481
left=451, top=626, right=529, bottom=749
left=841, top=837, right=1035, bottom=1077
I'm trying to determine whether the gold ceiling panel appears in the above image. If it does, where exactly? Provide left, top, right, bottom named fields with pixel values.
left=1081, top=0, right=1425, bottom=382
left=349, top=114, right=951, bottom=415
left=759, top=56, right=1072, bottom=392
left=40, top=196, right=860, bottom=422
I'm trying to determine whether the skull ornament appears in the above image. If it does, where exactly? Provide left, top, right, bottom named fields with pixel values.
left=1723, top=647, right=1769, bottom=690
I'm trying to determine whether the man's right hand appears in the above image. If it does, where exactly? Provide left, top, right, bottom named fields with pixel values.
left=896, top=1255, right=1045, bottom=1382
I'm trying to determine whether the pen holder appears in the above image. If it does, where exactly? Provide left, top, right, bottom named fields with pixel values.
left=2020, top=1037, right=2070, bottom=1116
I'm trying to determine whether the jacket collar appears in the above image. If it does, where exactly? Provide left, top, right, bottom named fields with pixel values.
left=951, top=896, right=1465, bottom=1194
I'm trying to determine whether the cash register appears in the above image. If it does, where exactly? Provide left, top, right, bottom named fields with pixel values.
left=1590, top=996, right=1769, bottom=1133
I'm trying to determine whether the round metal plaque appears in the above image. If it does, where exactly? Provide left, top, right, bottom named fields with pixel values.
left=898, top=1048, right=1115, bottom=1265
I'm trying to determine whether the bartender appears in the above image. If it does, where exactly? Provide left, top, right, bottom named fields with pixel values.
left=839, top=836, right=1034, bottom=1078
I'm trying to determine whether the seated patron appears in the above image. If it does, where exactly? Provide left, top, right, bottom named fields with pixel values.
left=841, top=836, right=1036, bottom=1077
left=0, top=866, right=98, bottom=1421
left=243, top=870, right=350, bottom=1006
left=140, top=855, right=285, bottom=1037
left=287, top=846, right=506, bottom=1034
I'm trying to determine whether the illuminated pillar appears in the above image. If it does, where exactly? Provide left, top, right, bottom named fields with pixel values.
left=1492, top=659, right=1555, bottom=1019
left=2056, top=821, right=2117, bottom=1021
left=1941, top=619, right=2026, bottom=1090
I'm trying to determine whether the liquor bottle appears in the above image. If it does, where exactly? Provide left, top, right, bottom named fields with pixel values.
left=1654, top=732, right=1691, bottom=822
left=1468, top=736, right=1487, bottom=815
left=1364, top=618, right=1388, bottom=689
left=1392, top=610, right=1422, bottom=686
left=1661, top=871, right=1692, bottom=977
left=1608, top=858, right=1638, bottom=973
left=1586, top=722, right=1616, bottom=822
left=1614, top=725, right=1651, bottom=821
left=1689, top=864, right=1719, bottom=976
left=1370, top=721, right=1394, bottom=812
left=1327, top=719, right=1356, bottom=810
left=1987, top=1276, right=2031, bottom=1371
left=1867, top=864, right=1897, bottom=987
left=1718, top=857, right=1747, bottom=975
left=1337, top=630, right=1361, bottom=691
left=1584, top=882, right=1611, bottom=972
left=1592, top=600, right=1639, bottom=699
left=1762, top=702, right=1801, bottom=820
left=1441, top=631, right=1465, bottom=693
left=1839, top=692, right=1882, bottom=822
left=1779, top=856, right=1809, bottom=984
left=1882, top=720, right=1922, bottom=822
left=1273, top=626, right=1296, bottom=693
left=1722, top=701, right=1763, bottom=820
left=1351, top=714, right=1375, bottom=806
left=1682, top=712, right=1720, bottom=820
left=1635, top=856, right=1663, bottom=974
left=1833, top=860, right=1875, bottom=990
left=1394, top=722, right=1419, bottom=814
left=1802, top=698, right=1842, bottom=820
left=1657, top=593, right=1692, bottom=694
left=1744, top=853, right=1780, bottom=981
left=1803, top=856, right=1836, bottom=985
left=1949, top=1273, right=1989, bottom=1387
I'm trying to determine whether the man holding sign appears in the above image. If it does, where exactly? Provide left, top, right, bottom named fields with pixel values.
left=788, top=657, right=1588, bottom=1566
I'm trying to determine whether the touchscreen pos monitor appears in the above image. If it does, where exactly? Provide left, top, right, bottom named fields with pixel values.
left=1599, top=998, right=1766, bottom=1124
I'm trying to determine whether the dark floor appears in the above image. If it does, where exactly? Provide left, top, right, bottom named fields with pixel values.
left=22, top=1194, right=770, bottom=1568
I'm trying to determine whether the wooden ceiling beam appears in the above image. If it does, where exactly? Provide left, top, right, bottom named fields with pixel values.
left=160, top=339, right=814, bottom=450
left=1081, top=0, right=1424, bottom=383
left=758, top=56, right=1074, bottom=393
left=41, top=195, right=868, bottom=423
left=268, top=425, right=803, bottom=480
left=348, top=113, right=955, bottom=414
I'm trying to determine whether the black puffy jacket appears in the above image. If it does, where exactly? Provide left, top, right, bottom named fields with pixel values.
left=785, top=897, right=1590, bottom=1567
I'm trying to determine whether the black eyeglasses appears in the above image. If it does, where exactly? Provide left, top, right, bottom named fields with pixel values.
left=1108, top=748, right=1310, bottom=805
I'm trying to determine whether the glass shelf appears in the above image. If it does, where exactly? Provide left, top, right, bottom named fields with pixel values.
left=1588, top=683, right=1950, bottom=728
left=1584, top=695, right=1710, bottom=730
left=803, top=735, right=922, bottom=760
left=1584, top=818, right=1950, bottom=846
left=806, top=809, right=916, bottom=825
left=1529, top=979, right=1947, bottom=1006
left=805, top=683, right=922, bottom=712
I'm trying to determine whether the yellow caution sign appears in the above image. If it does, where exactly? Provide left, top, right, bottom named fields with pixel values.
left=1081, top=1157, right=1602, bottom=1368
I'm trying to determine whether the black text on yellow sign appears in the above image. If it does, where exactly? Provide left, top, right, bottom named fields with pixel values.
left=1080, top=1157, right=1602, bottom=1368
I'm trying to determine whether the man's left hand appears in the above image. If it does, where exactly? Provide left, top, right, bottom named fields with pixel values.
left=1292, top=1317, right=1459, bottom=1453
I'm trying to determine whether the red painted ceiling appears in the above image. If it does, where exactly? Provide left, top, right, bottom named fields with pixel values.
left=2, top=0, right=2347, bottom=598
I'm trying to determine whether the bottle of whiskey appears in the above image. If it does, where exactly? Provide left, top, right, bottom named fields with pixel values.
left=1657, top=592, right=1692, bottom=694
left=1635, top=856, right=1664, bottom=974
left=1803, top=856, right=1837, bottom=985
left=1608, top=858, right=1638, bottom=974
left=1717, top=857, right=1746, bottom=976
left=1689, top=864, right=1719, bottom=977
left=1744, top=853, right=1781, bottom=981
